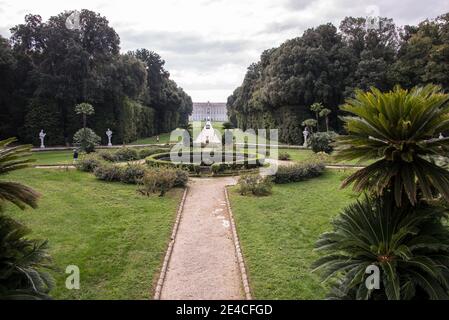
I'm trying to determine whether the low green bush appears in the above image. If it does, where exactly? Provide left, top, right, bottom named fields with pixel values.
left=93, top=163, right=123, bottom=182
left=273, top=160, right=325, bottom=184
left=121, top=164, right=147, bottom=184
left=173, top=169, right=189, bottom=187
left=237, top=174, right=272, bottom=196
left=278, top=152, right=291, bottom=161
left=97, top=150, right=116, bottom=162
left=113, top=147, right=139, bottom=162
left=75, top=154, right=103, bottom=172
left=138, top=167, right=178, bottom=197
left=309, top=131, right=337, bottom=154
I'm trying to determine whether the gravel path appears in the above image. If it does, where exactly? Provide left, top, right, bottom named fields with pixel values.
left=160, top=176, right=243, bottom=300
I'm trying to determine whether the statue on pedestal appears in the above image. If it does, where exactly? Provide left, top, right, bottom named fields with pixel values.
left=106, top=128, right=113, bottom=146
left=303, top=127, right=309, bottom=147
left=39, top=129, right=46, bottom=148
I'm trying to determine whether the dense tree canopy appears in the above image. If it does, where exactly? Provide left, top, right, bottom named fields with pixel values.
left=227, top=13, right=449, bottom=144
left=0, top=9, right=192, bottom=146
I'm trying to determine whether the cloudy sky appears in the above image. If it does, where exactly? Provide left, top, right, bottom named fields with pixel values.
left=0, top=0, right=447, bottom=101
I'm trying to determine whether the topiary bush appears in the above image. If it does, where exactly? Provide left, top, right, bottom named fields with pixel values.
left=73, top=128, right=101, bottom=153
left=273, top=160, right=325, bottom=184
left=237, top=174, right=272, bottom=196
left=309, top=131, right=337, bottom=154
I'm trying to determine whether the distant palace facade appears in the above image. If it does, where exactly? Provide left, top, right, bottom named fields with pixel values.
left=189, top=102, right=228, bottom=121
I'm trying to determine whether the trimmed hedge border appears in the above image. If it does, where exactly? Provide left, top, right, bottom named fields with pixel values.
left=145, top=151, right=265, bottom=174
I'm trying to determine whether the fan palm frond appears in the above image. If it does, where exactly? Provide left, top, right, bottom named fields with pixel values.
left=0, top=138, right=40, bottom=209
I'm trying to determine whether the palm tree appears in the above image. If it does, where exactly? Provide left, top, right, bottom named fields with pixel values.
left=310, top=102, right=323, bottom=126
left=0, top=138, right=40, bottom=209
left=335, top=85, right=449, bottom=206
left=313, top=193, right=449, bottom=300
left=75, top=102, right=95, bottom=130
left=319, top=108, right=332, bottom=132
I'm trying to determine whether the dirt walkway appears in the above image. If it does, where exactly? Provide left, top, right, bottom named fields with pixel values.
left=160, top=176, right=243, bottom=300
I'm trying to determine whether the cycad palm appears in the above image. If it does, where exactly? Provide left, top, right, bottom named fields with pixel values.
left=336, top=85, right=449, bottom=206
left=0, top=138, right=40, bottom=209
left=313, top=194, right=449, bottom=300
left=0, top=137, right=52, bottom=299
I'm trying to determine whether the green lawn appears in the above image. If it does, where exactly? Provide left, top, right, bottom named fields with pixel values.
left=275, top=148, right=314, bottom=162
left=5, top=168, right=183, bottom=299
left=30, top=150, right=74, bottom=165
left=229, top=170, right=357, bottom=299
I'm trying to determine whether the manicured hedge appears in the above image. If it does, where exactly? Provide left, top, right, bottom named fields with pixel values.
left=145, top=152, right=201, bottom=173
left=98, top=147, right=170, bottom=163
left=146, top=151, right=265, bottom=174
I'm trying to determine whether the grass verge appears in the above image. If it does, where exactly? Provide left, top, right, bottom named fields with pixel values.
left=228, top=169, right=357, bottom=299
left=5, top=168, right=183, bottom=299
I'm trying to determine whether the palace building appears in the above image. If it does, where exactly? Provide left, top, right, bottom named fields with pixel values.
left=189, top=102, right=228, bottom=122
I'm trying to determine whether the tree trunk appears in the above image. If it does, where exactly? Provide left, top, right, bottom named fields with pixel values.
left=83, top=114, right=87, bottom=129
left=326, top=117, right=329, bottom=132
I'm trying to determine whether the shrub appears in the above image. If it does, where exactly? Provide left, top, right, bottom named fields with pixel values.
left=113, top=147, right=139, bottom=162
left=173, top=169, right=189, bottom=187
left=309, top=131, right=337, bottom=154
left=222, top=122, right=234, bottom=129
left=138, top=167, right=177, bottom=197
left=97, top=150, right=116, bottom=162
left=237, top=174, right=272, bottom=196
left=93, top=163, right=123, bottom=182
left=278, top=152, right=291, bottom=161
left=311, top=151, right=331, bottom=163
left=75, top=154, right=103, bottom=172
left=73, top=128, right=101, bottom=153
left=273, top=160, right=324, bottom=184
left=120, top=164, right=146, bottom=184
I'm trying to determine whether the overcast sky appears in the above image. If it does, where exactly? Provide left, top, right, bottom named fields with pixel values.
left=0, top=0, right=447, bottom=101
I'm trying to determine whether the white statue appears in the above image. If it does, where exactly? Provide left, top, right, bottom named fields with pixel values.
left=106, top=128, right=113, bottom=146
left=303, top=127, right=309, bottom=147
left=39, top=129, right=46, bottom=148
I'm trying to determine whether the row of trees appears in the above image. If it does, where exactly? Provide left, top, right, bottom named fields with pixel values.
left=0, top=10, right=192, bottom=146
left=227, top=13, right=449, bottom=144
